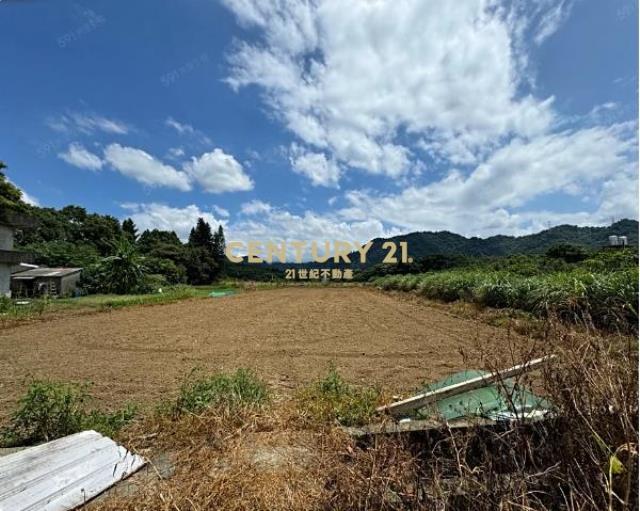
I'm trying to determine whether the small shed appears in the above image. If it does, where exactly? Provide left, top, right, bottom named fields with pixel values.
left=11, top=267, right=82, bottom=297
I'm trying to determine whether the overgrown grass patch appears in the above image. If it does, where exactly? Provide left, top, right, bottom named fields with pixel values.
left=169, top=368, right=269, bottom=416
left=373, top=267, right=638, bottom=333
left=297, top=366, right=379, bottom=427
left=0, top=381, right=136, bottom=446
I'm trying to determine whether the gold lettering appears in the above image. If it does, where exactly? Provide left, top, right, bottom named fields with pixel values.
left=290, top=240, right=306, bottom=263
left=225, top=241, right=244, bottom=263
left=265, top=241, right=286, bottom=263
left=354, top=241, right=373, bottom=264
left=247, top=240, right=264, bottom=263
left=311, top=240, right=331, bottom=263
left=333, top=240, right=352, bottom=264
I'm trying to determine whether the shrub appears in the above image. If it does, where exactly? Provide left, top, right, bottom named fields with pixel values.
left=0, top=381, right=136, bottom=446
left=546, top=243, right=590, bottom=263
left=172, top=368, right=268, bottom=416
left=298, top=366, right=379, bottom=427
left=374, top=266, right=638, bottom=333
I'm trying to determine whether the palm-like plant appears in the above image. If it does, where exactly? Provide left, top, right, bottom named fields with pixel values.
left=98, top=239, right=147, bottom=294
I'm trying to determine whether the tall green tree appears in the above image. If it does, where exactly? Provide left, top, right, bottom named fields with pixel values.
left=188, top=218, right=214, bottom=249
left=122, top=218, right=138, bottom=243
left=0, top=161, right=26, bottom=211
left=185, top=218, right=218, bottom=284
left=212, top=225, right=226, bottom=275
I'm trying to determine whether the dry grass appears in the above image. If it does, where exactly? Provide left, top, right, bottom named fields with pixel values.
left=86, top=321, right=637, bottom=511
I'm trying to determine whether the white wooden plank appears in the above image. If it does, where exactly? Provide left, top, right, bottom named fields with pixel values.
left=0, top=430, right=146, bottom=511
left=376, top=355, right=555, bottom=417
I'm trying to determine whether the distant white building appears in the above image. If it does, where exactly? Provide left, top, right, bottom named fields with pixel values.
left=0, top=211, right=34, bottom=297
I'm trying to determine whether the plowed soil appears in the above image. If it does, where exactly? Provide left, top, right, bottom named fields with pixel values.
left=0, top=287, right=515, bottom=417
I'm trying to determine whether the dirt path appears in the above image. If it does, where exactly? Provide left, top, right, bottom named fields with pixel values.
left=0, top=287, right=515, bottom=416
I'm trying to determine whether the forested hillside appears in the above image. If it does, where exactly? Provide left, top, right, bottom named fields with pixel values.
left=359, top=219, right=638, bottom=266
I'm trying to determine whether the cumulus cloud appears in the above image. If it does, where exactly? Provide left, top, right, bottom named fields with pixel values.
left=184, top=148, right=254, bottom=193
left=231, top=206, right=395, bottom=251
left=340, top=123, right=638, bottom=236
left=122, top=201, right=393, bottom=259
left=121, top=203, right=225, bottom=241
left=100, top=144, right=252, bottom=194
left=58, top=142, right=104, bottom=171
left=222, top=0, right=563, bottom=184
left=289, top=145, right=340, bottom=187
left=104, top=144, right=192, bottom=191
left=241, top=199, right=272, bottom=215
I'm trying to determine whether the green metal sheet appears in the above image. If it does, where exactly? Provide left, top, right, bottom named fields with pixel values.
left=415, top=370, right=552, bottom=421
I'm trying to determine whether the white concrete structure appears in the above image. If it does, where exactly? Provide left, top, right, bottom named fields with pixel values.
left=0, top=223, right=17, bottom=297
left=0, top=212, right=33, bottom=297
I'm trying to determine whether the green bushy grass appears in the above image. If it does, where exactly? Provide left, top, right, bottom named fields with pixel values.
left=170, top=368, right=269, bottom=416
left=297, top=366, right=379, bottom=427
left=0, top=381, right=136, bottom=446
left=373, top=267, right=638, bottom=332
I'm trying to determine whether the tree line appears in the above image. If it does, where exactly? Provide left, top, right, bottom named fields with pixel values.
left=1, top=164, right=227, bottom=293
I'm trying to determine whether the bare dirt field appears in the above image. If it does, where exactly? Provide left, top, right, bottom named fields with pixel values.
left=0, top=287, right=516, bottom=417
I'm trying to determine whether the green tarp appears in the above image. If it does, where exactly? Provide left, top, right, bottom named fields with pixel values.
left=415, top=370, right=552, bottom=422
left=208, top=289, right=237, bottom=298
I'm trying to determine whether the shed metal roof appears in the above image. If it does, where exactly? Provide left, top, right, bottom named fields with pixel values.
left=11, top=268, right=82, bottom=279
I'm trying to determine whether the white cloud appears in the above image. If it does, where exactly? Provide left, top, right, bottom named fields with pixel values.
left=121, top=201, right=393, bottom=258
left=532, top=0, right=574, bottom=45
left=241, top=199, right=272, bottom=215
left=184, top=148, right=253, bottom=193
left=213, top=205, right=230, bottom=218
left=164, top=117, right=212, bottom=145
left=289, top=145, right=340, bottom=187
left=340, top=123, right=638, bottom=237
left=222, top=0, right=562, bottom=182
left=60, top=142, right=252, bottom=194
left=20, top=190, right=40, bottom=207
left=58, top=142, right=104, bottom=171
left=167, top=147, right=186, bottom=159
left=104, top=144, right=192, bottom=191
left=121, top=203, right=225, bottom=241
left=165, top=117, right=195, bottom=134
left=7, top=178, right=39, bottom=206
left=231, top=206, right=394, bottom=248
left=48, top=112, right=129, bottom=135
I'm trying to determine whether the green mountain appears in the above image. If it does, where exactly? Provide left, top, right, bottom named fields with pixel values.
left=359, top=219, right=638, bottom=266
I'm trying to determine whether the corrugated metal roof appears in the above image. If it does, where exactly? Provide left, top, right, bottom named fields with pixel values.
left=415, top=370, right=552, bottom=422
left=11, top=267, right=82, bottom=279
left=0, top=430, right=146, bottom=511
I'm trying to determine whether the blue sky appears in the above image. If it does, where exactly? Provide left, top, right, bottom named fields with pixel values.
left=1, top=0, right=637, bottom=243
